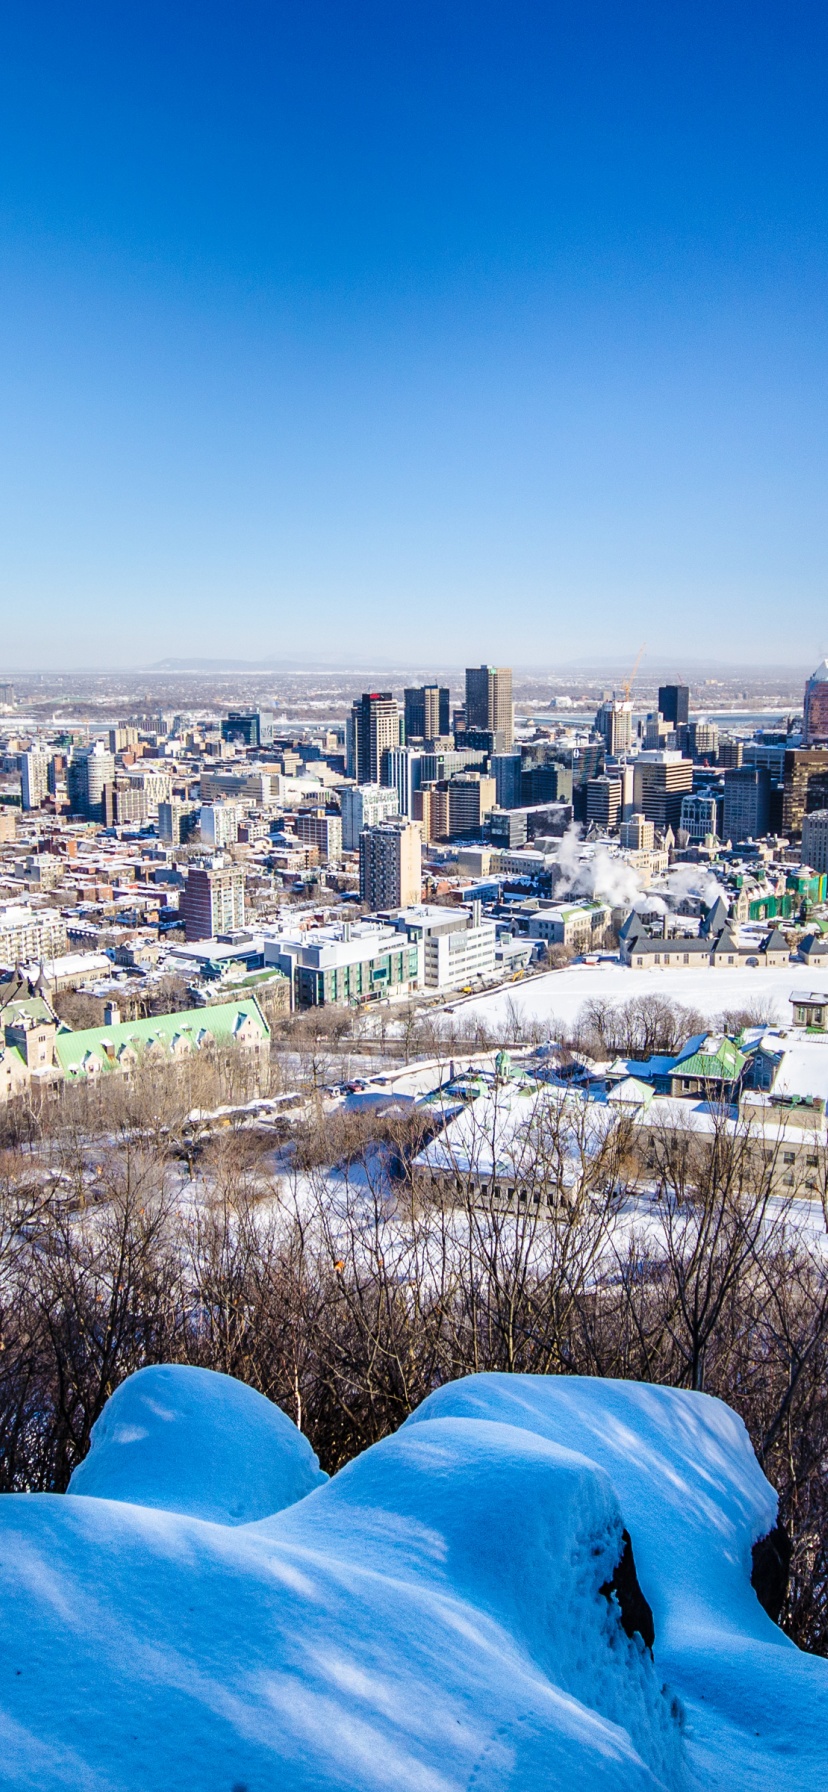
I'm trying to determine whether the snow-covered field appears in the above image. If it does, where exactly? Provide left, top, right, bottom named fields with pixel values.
left=445, top=960, right=828, bottom=1036
left=0, top=1362, right=826, bottom=1790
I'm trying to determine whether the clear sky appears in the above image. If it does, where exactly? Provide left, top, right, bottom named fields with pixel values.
left=1, top=1, right=827, bottom=670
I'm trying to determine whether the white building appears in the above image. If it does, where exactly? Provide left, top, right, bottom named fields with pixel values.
left=0, top=904, right=69, bottom=968
left=199, top=802, right=241, bottom=848
left=340, top=783, right=399, bottom=851
left=21, top=746, right=50, bottom=811
left=391, top=903, right=498, bottom=991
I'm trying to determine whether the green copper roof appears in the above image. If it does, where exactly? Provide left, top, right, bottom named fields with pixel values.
left=54, top=997, right=269, bottom=1079
left=672, top=1037, right=747, bottom=1082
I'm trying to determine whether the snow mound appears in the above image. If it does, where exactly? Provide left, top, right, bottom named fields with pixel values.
left=0, top=1371, right=825, bottom=1790
left=67, top=1363, right=326, bottom=1523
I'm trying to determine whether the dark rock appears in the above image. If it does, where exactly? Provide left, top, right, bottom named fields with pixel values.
left=600, top=1528, right=655, bottom=1652
left=751, top=1523, right=792, bottom=1625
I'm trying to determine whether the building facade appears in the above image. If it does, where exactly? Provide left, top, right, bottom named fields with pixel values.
left=340, top=783, right=399, bottom=851
left=465, top=666, right=513, bottom=746
left=359, top=819, right=422, bottom=909
left=801, top=809, right=828, bottom=875
left=181, top=866, right=245, bottom=941
left=347, top=692, right=402, bottom=784
left=804, top=660, right=828, bottom=746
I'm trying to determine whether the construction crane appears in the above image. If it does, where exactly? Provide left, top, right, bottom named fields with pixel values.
left=622, top=644, right=646, bottom=704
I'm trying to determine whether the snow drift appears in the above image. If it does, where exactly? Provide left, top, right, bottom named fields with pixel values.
left=67, top=1363, right=326, bottom=1523
left=0, top=1369, right=825, bottom=1791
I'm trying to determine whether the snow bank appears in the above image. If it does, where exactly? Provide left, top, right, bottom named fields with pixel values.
left=68, top=1364, right=326, bottom=1523
left=1, top=1370, right=825, bottom=1790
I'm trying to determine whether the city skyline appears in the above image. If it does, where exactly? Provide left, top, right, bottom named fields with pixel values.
left=2, top=4, right=828, bottom=667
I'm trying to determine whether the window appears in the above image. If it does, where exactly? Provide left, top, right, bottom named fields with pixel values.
left=683, top=953, right=689, bottom=964
left=806, top=1155, right=819, bottom=1168
left=783, top=1152, right=795, bottom=1165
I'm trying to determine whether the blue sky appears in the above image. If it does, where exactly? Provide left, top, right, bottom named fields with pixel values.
left=1, top=1, right=827, bottom=670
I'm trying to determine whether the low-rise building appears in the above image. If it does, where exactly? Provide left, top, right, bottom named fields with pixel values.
left=390, top=903, right=498, bottom=991
left=264, top=921, right=420, bottom=1007
left=54, top=997, right=270, bottom=1083
left=527, top=901, right=612, bottom=953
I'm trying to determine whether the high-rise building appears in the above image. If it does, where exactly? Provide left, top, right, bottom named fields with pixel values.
left=340, top=783, right=399, bottom=851
left=658, top=684, right=690, bottom=727
left=800, top=809, right=828, bottom=874
left=586, top=776, right=622, bottom=831
left=221, top=711, right=275, bottom=748
left=403, top=685, right=450, bottom=742
left=723, top=766, right=770, bottom=843
left=359, top=820, right=422, bottom=910
left=464, top=666, right=513, bottom=746
left=686, top=719, right=719, bottom=761
left=801, top=809, right=828, bottom=874
left=594, top=699, right=633, bottom=755
left=632, top=752, right=693, bottom=831
left=803, top=661, right=828, bottom=746
left=680, top=793, right=718, bottom=842
left=293, top=811, right=343, bottom=862
left=381, top=746, right=423, bottom=817
left=490, top=752, right=522, bottom=810
left=181, top=866, right=245, bottom=941
left=782, top=747, right=828, bottom=838
left=521, top=761, right=573, bottom=806
left=199, top=802, right=241, bottom=848
left=108, top=725, right=139, bottom=753
left=414, top=774, right=496, bottom=841
left=20, top=746, right=49, bottom=811
left=619, top=812, right=654, bottom=851
left=718, top=738, right=744, bottom=770
left=347, top=693, right=402, bottom=784
left=66, top=742, right=115, bottom=821
left=158, top=799, right=199, bottom=845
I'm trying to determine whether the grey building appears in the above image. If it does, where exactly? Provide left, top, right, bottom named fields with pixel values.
left=67, top=742, right=115, bottom=821
left=723, top=766, right=770, bottom=843
left=465, top=666, right=513, bottom=747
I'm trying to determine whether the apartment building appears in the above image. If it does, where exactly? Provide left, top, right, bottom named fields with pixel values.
left=340, top=783, right=399, bottom=851
left=293, top=810, right=343, bottom=862
left=181, top=866, right=245, bottom=942
left=0, top=904, right=69, bottom=966
left=359, top=820, right=422, bottom=909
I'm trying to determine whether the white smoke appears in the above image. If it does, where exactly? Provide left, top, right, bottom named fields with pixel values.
left=549, top=825, right=644, bottom=909
left=665, top=864, right=729, bottom=909
left=547, top=823, right=728, bottom=915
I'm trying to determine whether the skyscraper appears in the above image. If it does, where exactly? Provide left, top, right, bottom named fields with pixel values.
left=464, top=666, right=513, bottom=746
left=595, top=699, right=633, bottom=755
left=803, top=661, right=828, bottom=745
left=403, top=685, right=450, bottom=741
left=347, top=693, right=402, bottom=783
left=658, top=684, right=690, bottom=727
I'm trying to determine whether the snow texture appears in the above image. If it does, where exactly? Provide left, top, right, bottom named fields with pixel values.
left=68, top=1363, right=326, bottom=1523
left=0, top=1368, right=825, bottom=1790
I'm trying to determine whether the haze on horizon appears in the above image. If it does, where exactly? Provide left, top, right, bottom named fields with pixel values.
left=1, top=2, right=827, bottom=672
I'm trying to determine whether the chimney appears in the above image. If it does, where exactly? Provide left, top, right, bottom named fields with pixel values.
left=104, top=1001, right=120, bottom=1027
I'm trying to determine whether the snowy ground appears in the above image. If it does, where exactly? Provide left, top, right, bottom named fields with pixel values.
left=441, top=959, right=828, bottom=1037
left=0, top=1363, right=825, bottom=1791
